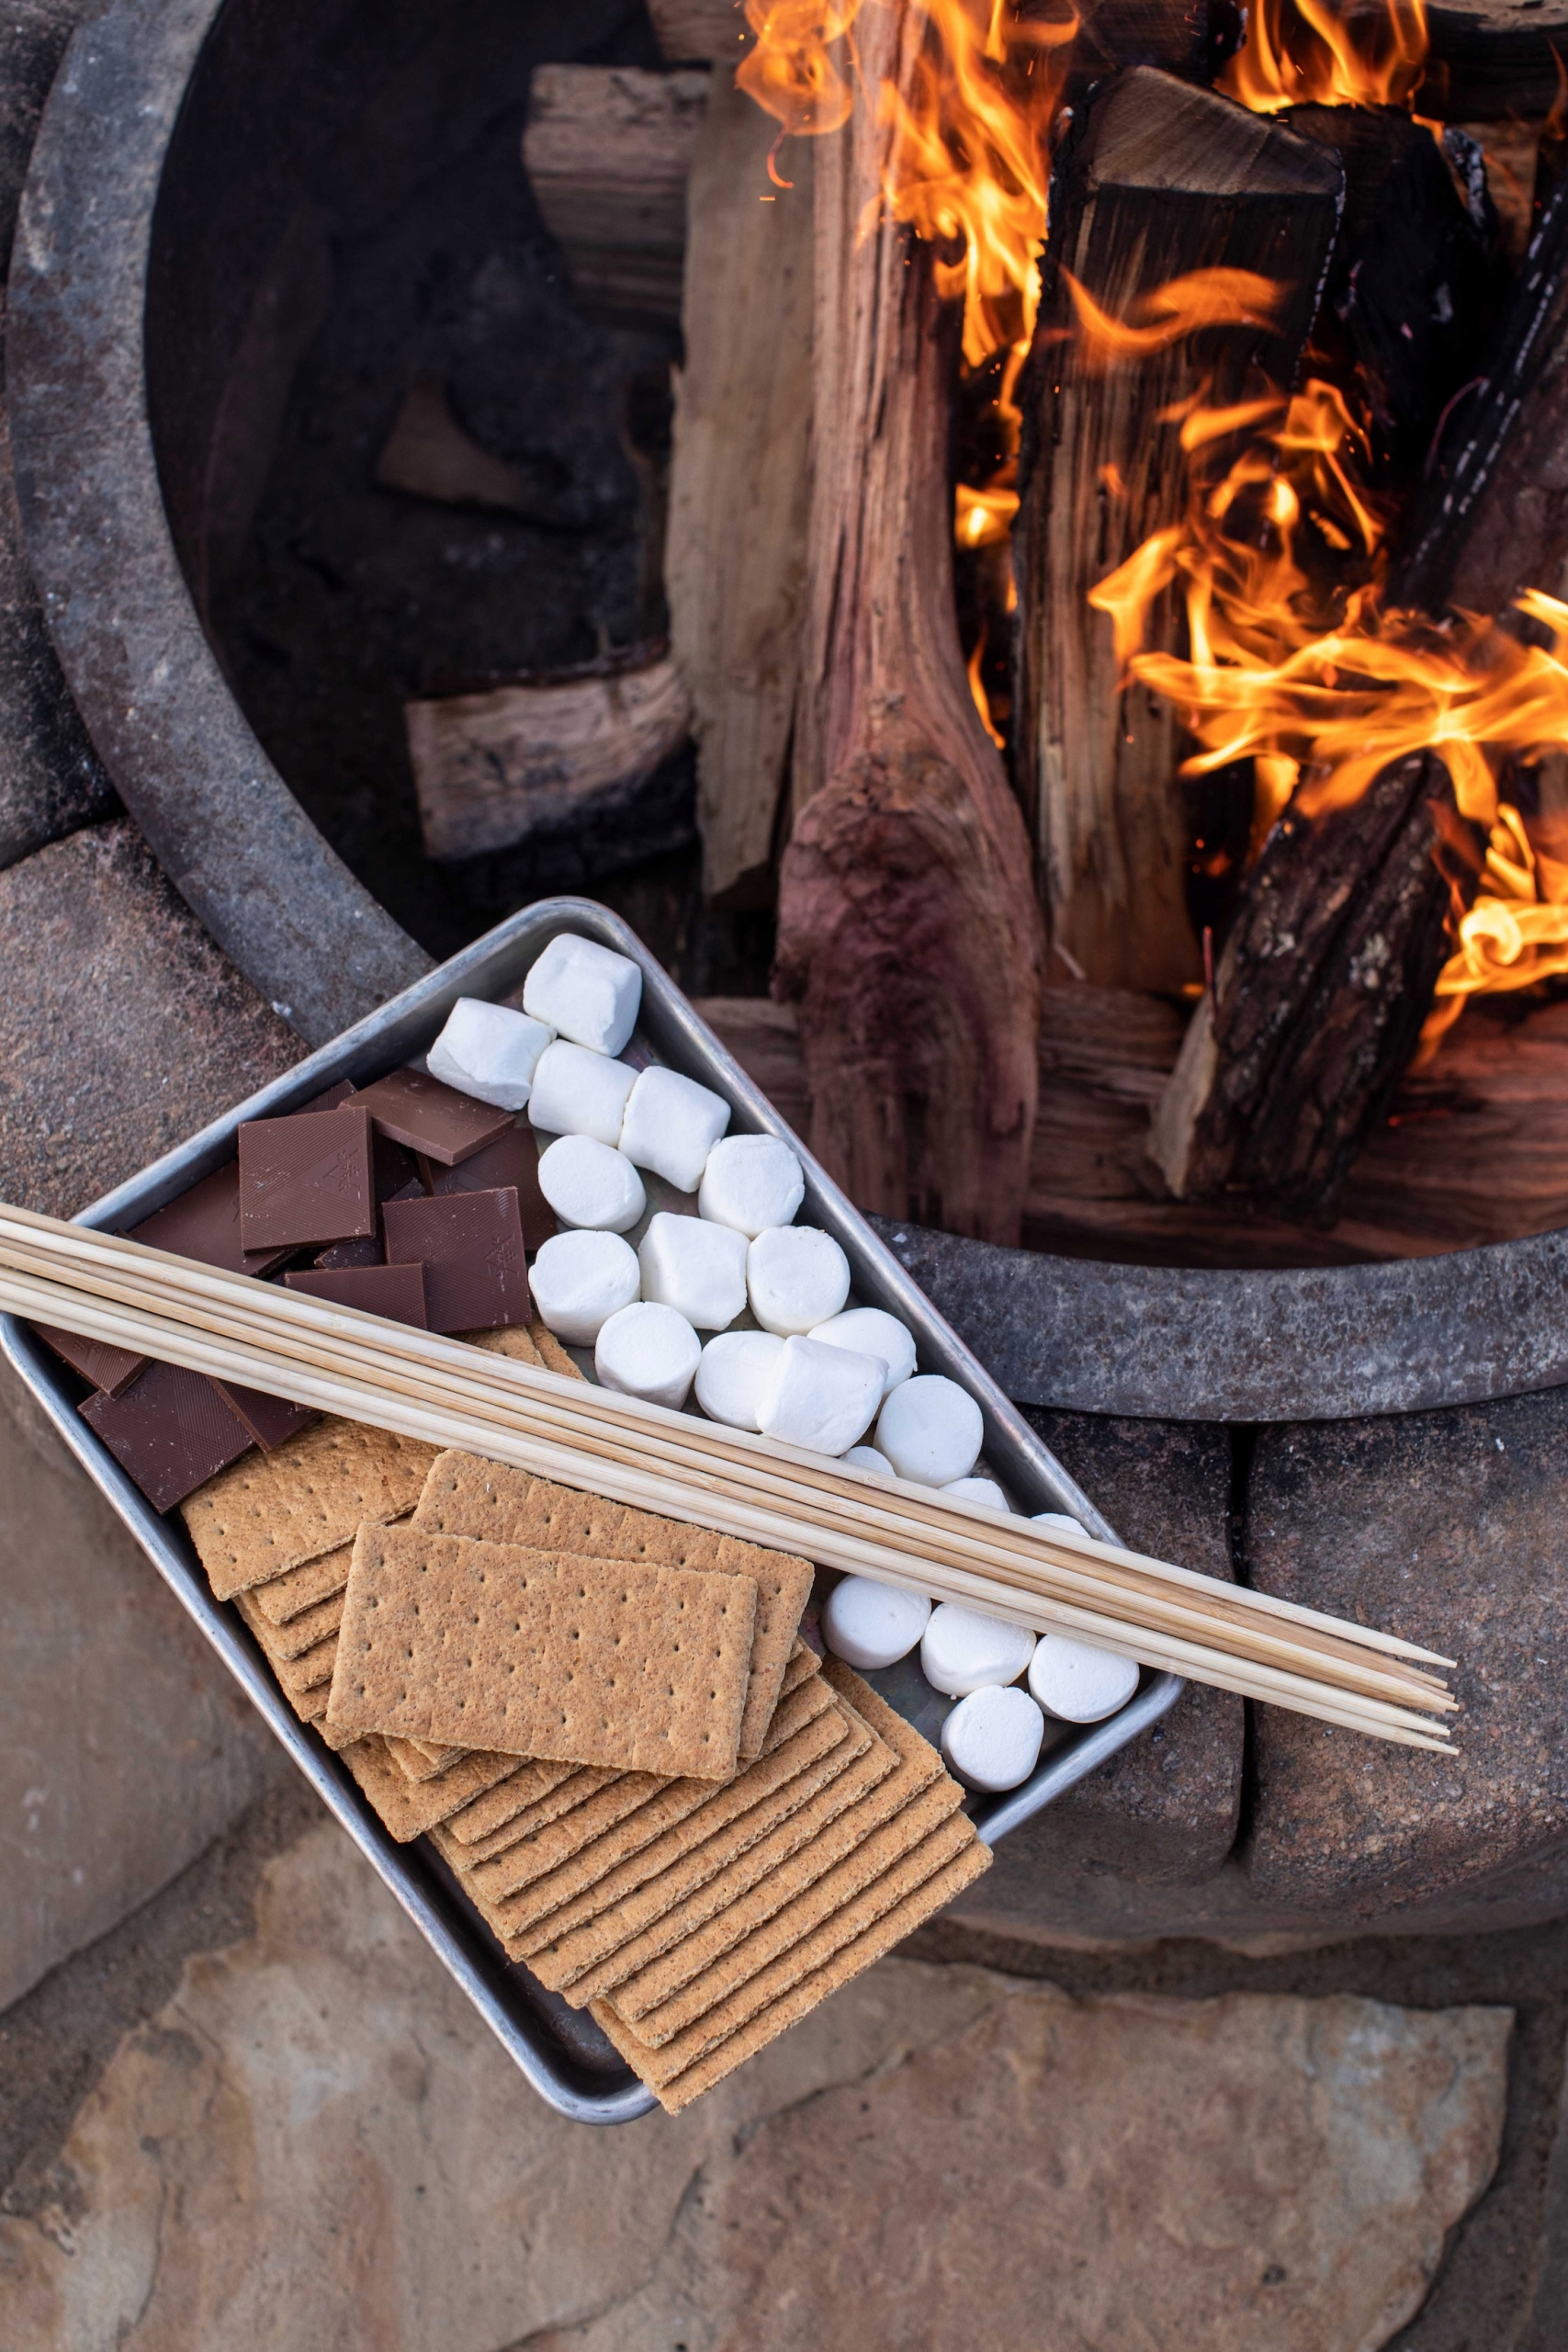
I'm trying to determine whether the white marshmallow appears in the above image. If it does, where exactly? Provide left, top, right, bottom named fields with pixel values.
left=426, top=997, right=554, bottom=1110
left=617, top=1065, right=730, bottom=1193
left=638, top=1212, right=748, bottom=1329
left=821, top=1576, right=931, bottom=1671
left=920, top=1600, right=1035, bottom=1697
left=943, top=1475, right=1010, bottom=1512
left=698, top=1135, right=805, bottom=1237
left=875, top=1375, right=983, bottom=1487
left=694, top=1330, right=785, bottom=1430
left=527, top=1040, right=637, bottom=1146
left=528, top=1229, right=639, bottom=1346
left=941, top=1686, right=1046, bottom=1792
left=522, top=933, right=641, bottom=1057
left=1028, top=1634, right=1140, bottom=1724
left=842, top=1444, right=895, bottom=1477
left=747, top=1225, right=851, bottom=1336
left=594, top=1301, right=701, bottom=1409
left=807, top=1306, right=916, bottom=1401
left=1032, top=1511, right=1087, bottom=1536
left=756, top=1335, right=885, bottom=1456
left=536, top=1134, right=646, bottom=1233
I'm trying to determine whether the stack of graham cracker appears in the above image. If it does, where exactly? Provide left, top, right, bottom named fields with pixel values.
left=179, top=1336, right=990, bottom=2113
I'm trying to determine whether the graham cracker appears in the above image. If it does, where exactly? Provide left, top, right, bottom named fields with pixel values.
left=599, top=1700, right=946, bottom=2018
left=443, top=1767, right=623, bottom=1865
left=528, top=1323, right=584, bottom=1379
left=341, top=1735, right=521, bottom=1843
left=253, top=1587, right=344, bottom=1663
left=460, top=1325, right=545, bottom=1367
left=326, top=1525, right=756, bottom=1778
left=182, top=1418, right=439, bottom=1600
left=525, top=1701, right=876, bottom=1989
left=617, top=1841, right=994, bottom=2114
left=412, top=1454, right=811, bottom=1758
left=437, top=1758, right=575, bottom=1843
left=235, top=1591, right=338, bottom=1697
left=384, top=1736, right=466, bottom=1784
left=605, top=1802, right=984, bottom=2072
left=250, top=1541, right=354, bottom=1626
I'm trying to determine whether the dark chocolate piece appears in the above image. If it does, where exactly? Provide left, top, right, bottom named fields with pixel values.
left=314, top=1233, right=382, bottom=1272
left=382, top=1187, right=528, bottom=1332
left=81, top=1361, right=253, bottom=1512
left=354, top=1068, right=513, bottom=1168
left=296, top=1079, right=357, bottom=1114
left=421, top=1124, right=552, bottom=1250
left=33, top=1323, right=147, bottom=1396
left=374, top=1134, right=423, bottom=1202
left=128, top=1162, right=295, bottom=1279
left=284, top=1262, right=429, bottom=1328
left=209, top=1382, right=319, bottom=1451
left=237, top=1106, right=375, bottom=1250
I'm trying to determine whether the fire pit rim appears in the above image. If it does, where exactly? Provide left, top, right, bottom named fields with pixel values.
left=10, top=0, right=1568, bottom=1429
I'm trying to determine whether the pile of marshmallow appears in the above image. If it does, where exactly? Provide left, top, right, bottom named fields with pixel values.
left=425, top=932, right=1137, bottom=1792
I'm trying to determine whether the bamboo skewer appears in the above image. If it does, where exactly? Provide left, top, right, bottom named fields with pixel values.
left=0, top=1204, right=1459, bottom=1747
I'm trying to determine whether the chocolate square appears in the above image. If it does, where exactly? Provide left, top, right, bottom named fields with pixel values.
left=209, top=1382, right=319, bottom=1451
left=381, top=1187, right=528, bottom=1331
left=284, top=1262, right=429, bottom=1328
left=374, top=1134, right=423, bottom=1202
left=81, top=1362, right=253, bottom=1512
left=313, top=1233, right=382, bottom=1272
left=237, top=1105, right=375, bottom=1250
left=354, top=1067, right=513, bottom=1167
left=33, top=1323, right=147, bottom=1396
left=128, top=1162, right=295, bottom=1278
left=421, top=1123, right=552, bottom=1250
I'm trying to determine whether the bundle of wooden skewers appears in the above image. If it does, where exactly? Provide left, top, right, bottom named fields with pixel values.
left=0, top=1203, right=1458, bottom=1752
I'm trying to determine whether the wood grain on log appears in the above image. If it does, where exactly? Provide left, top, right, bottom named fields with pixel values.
left=667, top=67, right=813, bottom=908
left=1148, top=752, right=1480, bottom=1218
left=522, top=66, right=710, bottom=325
left=777, top=0, right=1044, bottom=1244
left=1013, top=68, right=1342, bottom=992
left=404, top=657, right=691, bottom=861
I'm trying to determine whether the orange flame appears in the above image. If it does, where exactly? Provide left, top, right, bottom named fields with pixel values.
left=1219, top=0, right=1430, bottom=112
left=1061, top=268, right=1292, bottom=369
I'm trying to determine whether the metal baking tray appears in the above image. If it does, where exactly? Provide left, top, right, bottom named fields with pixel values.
left=1, top=897, right=1180, bottom=2124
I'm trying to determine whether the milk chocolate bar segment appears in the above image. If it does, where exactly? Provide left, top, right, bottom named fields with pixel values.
left=127, top=1160, right=295, bottom=1279
left=421, top=1124, right=553, bottom=1250
left=209, top=1380, right=318, bottom=1451
left=382, top=1187, right=528, bottom=1331
left=82, top=1360, right=253, bottom=1511
left=353, top=1068, right=513, bottom=1168
left=33, top=1324, right=147, bottom=1396
left=238, top=1106, right=376, bottom=1250
left=285, top=1262, right=429, bottom=1327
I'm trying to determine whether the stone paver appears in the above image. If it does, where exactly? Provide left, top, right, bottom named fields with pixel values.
left=1247, top=1391, right=1568, bottom=1921
left=0, top=818, right=301, bottom=1216
left=0, top=1814, right=1509, bottom=2352
left=0, top=1358, right=284, bottom=2011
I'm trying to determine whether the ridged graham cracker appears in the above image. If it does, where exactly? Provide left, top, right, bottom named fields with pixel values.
left=459, top=1325, right=545, bottom=1367
left=250, top=1541, right=355, bottom=1627
left=604, top=1802, right=983, bottom=2072
left=183, top=1419, right=438, bottom=1599
left=610, top=1842, right=993, bottom=2114
left=341, top=1735, right=521, bottom=1842
left=412, top=1454, right=811, bottom=1761
left=492, top=1682, right=859, bottom=1959
left=384, top=1736, right=465, bottom=1784
left=445, top=1766, right=625, bottom=1864
left=525, top=1700, right=879, bottom=1987
left=528, top=1323, right=583, bottom=1379
left=251, top=1586, right=345, bottom=1663
left=235, top=1590, right=338, bottom=1697
left=327, top=1524, right=756, bottom=1778
left=606, top=1711, right=953, bottom=2025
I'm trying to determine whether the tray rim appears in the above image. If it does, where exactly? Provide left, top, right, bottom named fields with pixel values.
left=3, top=893, right=1180, bottom=2123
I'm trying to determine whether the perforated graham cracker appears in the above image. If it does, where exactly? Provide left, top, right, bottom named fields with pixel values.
left=183, top=1419, right=439, bottom=1599
left=341, top=1735, right=521, bottom=1842
left=612, top=1841, right=993, bottom=2113
left=384, top=1736, right=465, bottom=1784
left=438, top=1758, right=576, bottom=1843
left=600, top=1701, right=946, bottom=2019
left=412, top=1454, right=811, bottom=1758
left=254, top=1587, right=344, bottom=1663
left=250, top=1542, right=354, bottom=1627
left=235, top=1591, right=338, bottom=1696
left=525, top=1701, right=874, bottom=1989
left=460, top=1325, right=545, bottom=1366
left=443, top=1767, right=622, bottom=1866
left=447, top=1770, right=673, bottom=1899
left=326, top=1525, right=756, bottom=1778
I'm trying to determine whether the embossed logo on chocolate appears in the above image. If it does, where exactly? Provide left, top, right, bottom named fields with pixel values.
left=302, top=1145, right=361, bottom=1197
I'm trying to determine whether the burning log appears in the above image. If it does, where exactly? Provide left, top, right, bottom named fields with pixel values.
left=666, top=65, right=814, bottom=908
left=774, top=0, right=1045, bottom=1243
left=1148, top=752, right=1482, bottom=1217
left=1013, top=67, right=1343, bottom=991
left=521, top=66, right=709, bottom=325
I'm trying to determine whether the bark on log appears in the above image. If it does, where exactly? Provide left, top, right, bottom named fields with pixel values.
left=775, top=0, right=1044, bottom=1244
left=521, top=66, right=709, bottom=325
left=1013, top=68, right=1342, bottom=993
left=666, top=66, right=813, bottom=908
left=1148, top=752, right=1482, bottom=1219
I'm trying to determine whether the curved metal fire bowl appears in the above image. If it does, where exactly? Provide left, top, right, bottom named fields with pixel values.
left=12, top=0, right=1568, bottom=1424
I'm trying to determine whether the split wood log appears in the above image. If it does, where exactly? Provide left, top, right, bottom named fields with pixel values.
left=649, top=0, right=751, bottom=62
left=404, top=655, right=691, bottom=862
left=666, top=66, right=813, bottom=908
left=1424, top=0, right=1568, bottom=119
left=1013, top=68, right=1342, bottom=993
left=776, top=0, right=1044, bottom=1244
left=521, top=66, right=709, bottom=325
left=1147, top=752, right=1483, bottom=1220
